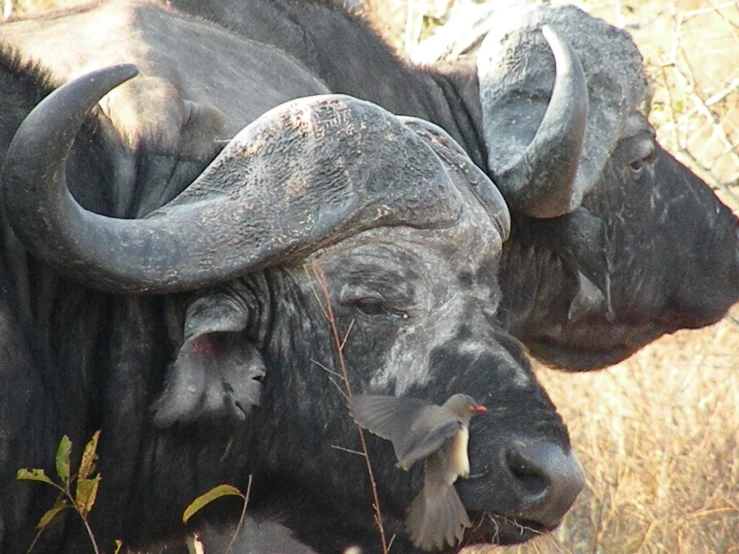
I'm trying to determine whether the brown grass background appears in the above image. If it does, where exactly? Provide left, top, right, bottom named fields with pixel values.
left=4, top=0, right=738, bottom=552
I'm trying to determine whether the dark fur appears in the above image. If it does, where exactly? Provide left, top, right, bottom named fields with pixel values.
left=0, top=27, right=571, bottom=554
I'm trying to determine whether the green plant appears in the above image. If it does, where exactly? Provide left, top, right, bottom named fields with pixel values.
left=182, top=477, right=252, bottom=554
left=16, top=430, right=121, bottom=554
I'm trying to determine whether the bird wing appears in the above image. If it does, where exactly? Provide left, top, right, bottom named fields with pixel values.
left=406, top=453, right=471, bottom=550
left=351, top=394, right=429, bottom=442
left=351, top=395, right=460, bottom=469
left=397, top=418, right=460, bottom=470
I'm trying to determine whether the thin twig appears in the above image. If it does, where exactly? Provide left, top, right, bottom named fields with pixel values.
left=80, top=516, right=101, bottom=554
left=225, top=475, right=253, bottom=554
left=331, top=445, right=368, bottom=457
left=665, top=4, right=739, bottom=191
left=725, top=314, right=739, bottom=329
left=311, top=359, right=350, bottom=400
left=304, top=265, right=330, bottom=321
left=340, top=319, right=356, bottom=352
left=311, top=359, right=344, bottom=379
left=311, top=261, right=390, bottom=554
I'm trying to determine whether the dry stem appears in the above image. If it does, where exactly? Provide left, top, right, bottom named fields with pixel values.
left=224, top=475, right=253, bottom=554
left=310, top=262, right=391, bottom=554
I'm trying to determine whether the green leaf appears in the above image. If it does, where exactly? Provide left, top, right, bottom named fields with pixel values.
left=112, top=540, right=123, bottom=554
left=16, top=468, right=54, bottom=486
left=37, top=499, right=70, bottom=528
left=75, top=475, right=102, bottom=517
left=55, top=435, right=72, bottom=484
left=79, top=430, right=101, bottom=480
left=182, top=484, right=243, bottom=523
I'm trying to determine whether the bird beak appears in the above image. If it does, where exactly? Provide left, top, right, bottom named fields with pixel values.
left=471, top=405, right=487, bottom=414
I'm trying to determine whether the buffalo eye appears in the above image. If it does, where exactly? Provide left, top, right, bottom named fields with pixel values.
left=629, top=157, right=650, bottom=179
left=628, top=142, right=656, bottom=180
left=355, top=298, right=385, bottom=315
left=351, top=298, right=409, bottom=319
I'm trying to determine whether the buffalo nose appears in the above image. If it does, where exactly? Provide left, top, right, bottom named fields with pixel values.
left=506, top=441, right=584, bottom=527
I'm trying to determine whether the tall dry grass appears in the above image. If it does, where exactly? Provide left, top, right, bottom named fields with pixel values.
left=5, top=0, right=739, bottom=552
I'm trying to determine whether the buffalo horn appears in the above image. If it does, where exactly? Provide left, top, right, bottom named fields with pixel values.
left=2, top=66, right=484, bottom=293
left=479, top=25, right=588, bottom=218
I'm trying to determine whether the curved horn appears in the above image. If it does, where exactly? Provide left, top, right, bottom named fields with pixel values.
left=2, top=64, right=142, bottom=280
left=3, top=67, right=483, bottom=294
left=479, top=25, right=588, bottom=218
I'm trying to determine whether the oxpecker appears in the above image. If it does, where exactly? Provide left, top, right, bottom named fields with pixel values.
left=351, top=393, right=487, bottom=551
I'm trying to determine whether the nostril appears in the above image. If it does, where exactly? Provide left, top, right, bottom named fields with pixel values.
left=507, top=450, right=549, bottom=499
left=506, top=441, right=585, bottom=528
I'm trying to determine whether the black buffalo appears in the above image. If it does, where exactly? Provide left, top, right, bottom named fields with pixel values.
left=4, top=0, right=736, bottom=373
left=0, top=14, right=588, bottom=554
left=0, top=0, right=737, bottom=553
left=0, top=67, right=584, bottom=552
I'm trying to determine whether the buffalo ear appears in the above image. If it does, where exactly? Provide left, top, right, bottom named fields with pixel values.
left=152, top=293, right=265, bottom=427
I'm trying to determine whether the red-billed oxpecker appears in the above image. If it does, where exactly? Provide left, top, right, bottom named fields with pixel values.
left=351, top=393, right=487, bottom=550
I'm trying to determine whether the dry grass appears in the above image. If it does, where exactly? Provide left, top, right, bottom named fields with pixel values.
left=2, top=0, right=77, bottom=18
left=6, top=0, right=739, bottom=552
left=513, top=318, right=739, bottom=554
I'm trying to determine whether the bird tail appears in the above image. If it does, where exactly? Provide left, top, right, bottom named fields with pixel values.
left=406, top=485, right=471, bottom=551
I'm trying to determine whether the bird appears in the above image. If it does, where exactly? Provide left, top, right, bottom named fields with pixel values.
left=350, top=393, right=487, bottom=551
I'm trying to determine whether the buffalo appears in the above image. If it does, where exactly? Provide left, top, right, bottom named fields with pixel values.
left=0, top=0, right=737, bottom=553
left=1, top=65, right=583, bottom=552
left=4, top=0, right=736, bottom=373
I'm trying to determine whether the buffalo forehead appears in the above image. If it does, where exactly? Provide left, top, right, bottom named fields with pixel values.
left=310, top=206, right=503, bottom=281
left=314, top=204, right=505, bottom=310
left=370, top=284, right=527, bottom=394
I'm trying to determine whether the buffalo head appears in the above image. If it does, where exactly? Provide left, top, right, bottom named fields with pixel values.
left=468, top=5, right=739, bottom=369
left=1, top=66, right=583, bottom=552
